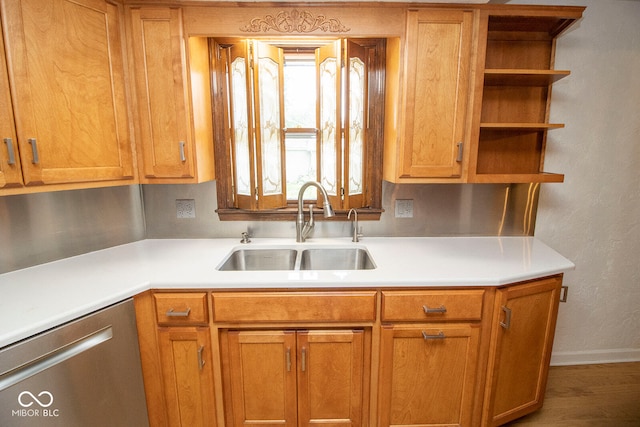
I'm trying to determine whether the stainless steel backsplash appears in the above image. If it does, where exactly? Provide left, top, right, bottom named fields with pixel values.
left=0, top=185, right=146, bottom=273
left=0, top=181, right=538, bottom=274
left=142, top=180, right=539, bottom=239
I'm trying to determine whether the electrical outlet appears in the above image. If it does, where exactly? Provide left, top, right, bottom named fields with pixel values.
left=176, top=199, right=196, bottom=219
left=395, top=199, right=414, bottom=218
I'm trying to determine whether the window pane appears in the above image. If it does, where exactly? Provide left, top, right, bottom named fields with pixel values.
left=231, top=57, right=251, bottom=195
left=284, top=59, right=316, bottom=129
left=349, top=57, right=365, bottom=195
left=257, top=57, right=282, bottom=195
left=285, top=134, right=317, bottom=200
left=319, top=57, right=338, bottom=197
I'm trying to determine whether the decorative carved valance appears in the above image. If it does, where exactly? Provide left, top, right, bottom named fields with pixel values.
left=240, top=9, right=350, bottom=33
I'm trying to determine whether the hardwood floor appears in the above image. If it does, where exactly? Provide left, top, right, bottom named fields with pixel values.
left=504, top=362, right=640, bottom=426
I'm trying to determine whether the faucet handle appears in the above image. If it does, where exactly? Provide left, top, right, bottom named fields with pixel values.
left=240, top=231, right=251, bottom=243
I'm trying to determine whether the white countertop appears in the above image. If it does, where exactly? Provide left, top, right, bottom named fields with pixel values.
left=0, top=236, right=574, bottom=349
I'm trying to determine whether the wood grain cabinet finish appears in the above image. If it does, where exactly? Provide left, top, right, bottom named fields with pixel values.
left=135, top=291, right=217, bottom=427
left=0, top=0, right=135, bottom=192
left=468, top=8, right=584, bottom=183
left=482, top=276, right=562, bottom=426
left=384, top=8, right=475, bottom=183
left=220, top=329, right=366, bottom=426
left=158, top=327, right=217, bottom=427
left=154, top=292, right=209, bottom=326
left=378, top=289, right=485, bottom=426
left=135, top=276, right=563, bottom=427
left=0, top=29, right=22, bottom=189
left=128, top=7, right=215, bottom=183
left=211, top=291, right=377, bottom=323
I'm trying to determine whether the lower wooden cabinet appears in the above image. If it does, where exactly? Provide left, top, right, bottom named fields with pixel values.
left=158, top=327, right=217, bottom=427
left=378, top=323, right=481, bottom=426
left=220, top=329, right=366, bottom=426
left=482, top=276, right=562, bottom=426
left=134, top=277, right=563, bottom=427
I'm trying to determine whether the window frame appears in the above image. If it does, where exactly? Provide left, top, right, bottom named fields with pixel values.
left=212, top=38, right=385, bottom=221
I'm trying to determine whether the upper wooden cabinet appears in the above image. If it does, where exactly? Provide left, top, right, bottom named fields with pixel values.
left=0, top=0, right=135, bottom=193
left=0, top=28, right=22, bottom=189
left=384, top=9, right=475, bottom=183
left=385, top=5, right=583, bottom=185
left=468, top=8, right=584, bottom=183
left=128, top=7, right=215, bottom=183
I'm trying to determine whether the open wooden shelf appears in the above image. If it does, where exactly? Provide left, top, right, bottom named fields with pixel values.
left=480, top=123, right=564, bottom=130
left=484, top=69, right=570, bottom=86
left=471, top=172, right=564, bottom=184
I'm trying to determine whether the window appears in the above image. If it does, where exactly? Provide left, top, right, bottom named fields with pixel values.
left=212, top=38, right=385, bottom=220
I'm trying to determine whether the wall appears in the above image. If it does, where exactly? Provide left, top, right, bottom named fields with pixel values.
left=503, top=0, right=640, bottom=364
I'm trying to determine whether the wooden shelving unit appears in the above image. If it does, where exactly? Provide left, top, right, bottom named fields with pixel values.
left=469, top=8, right=584, bottom=183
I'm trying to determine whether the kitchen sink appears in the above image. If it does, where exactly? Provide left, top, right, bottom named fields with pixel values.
left=217, top=248, right=298, bottom=271
left=299, top=248, right=376, bottom=270
left=216, top=246, right=376, bottom=271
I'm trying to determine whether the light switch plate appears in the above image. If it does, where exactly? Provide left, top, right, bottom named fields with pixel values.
left=176, top=199, right=196, bottom=218
left=395, top=199, right=414, bottom=218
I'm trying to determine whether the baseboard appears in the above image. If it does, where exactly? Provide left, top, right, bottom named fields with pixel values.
left=551, top=348, right=640, bottom=366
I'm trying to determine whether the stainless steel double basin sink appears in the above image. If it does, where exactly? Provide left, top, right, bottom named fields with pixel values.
left=216, top=245, right=376, bottom=271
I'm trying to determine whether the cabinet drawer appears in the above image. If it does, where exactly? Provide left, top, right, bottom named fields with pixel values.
left=154, top=292, right=209, bottom=325
left=382, top=289, right=484, bottom=322
left=212, top=291, right=377, bottom=323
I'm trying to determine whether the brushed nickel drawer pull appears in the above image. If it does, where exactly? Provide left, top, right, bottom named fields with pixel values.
left=3, top=138, right=15, bottom=165
left=560, top=285, right=569, bottom=303
left=456, top=141, right=464, bottom=162
left=166, top=307, right=191, bottom=317
left=422, top=331, right=445, bottom=340
left=179, top=141, right=186, bottom=162
left=301, top=347, right=307, bottom=372
left=285, top=348, right=292, bottom=372
left=500, top=306, right=512, bottom=329
left=197, top=345, right=205, bottom=370
left=423, top=305, right=447, bottom=314
left=28, top=138, right=39, bottom=164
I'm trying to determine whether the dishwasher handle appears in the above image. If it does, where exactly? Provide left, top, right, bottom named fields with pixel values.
left=0, top=326, right=113, bottom=392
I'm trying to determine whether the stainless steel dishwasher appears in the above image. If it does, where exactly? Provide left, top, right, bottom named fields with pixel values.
left=0, top=299, right=149, bottom=426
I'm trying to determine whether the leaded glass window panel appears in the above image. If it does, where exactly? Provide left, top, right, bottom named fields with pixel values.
left=257, top=56, right=283, bottom=195
left=319, top=56, right=338, bottom=197
left=349, top=57, right=365, bottom=195
left=231, top=57, right=251, bottom=196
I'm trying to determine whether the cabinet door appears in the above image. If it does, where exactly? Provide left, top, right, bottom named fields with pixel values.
left=379, top=323, right=481, bottom=426
left=0, top=28, right=22, bottom=189
left=129, top=7, right=196, bottom=180
left=225, top=330, right=298, bottom=427
left=483, top=276, right=562, bottom=426
left=158, top=327, right=217, bottom=427
left=297, top=330, right=365, bottom=426
left=400, top=9, right=473, bottom=179
left=129, top=7, right=214, bottom=183
left=1, top=0, right=134, bottom=186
